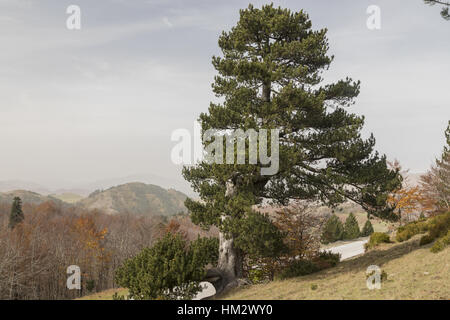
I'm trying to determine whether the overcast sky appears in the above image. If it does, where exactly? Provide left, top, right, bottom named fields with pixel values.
left=0, top=0, right=448, bottom=191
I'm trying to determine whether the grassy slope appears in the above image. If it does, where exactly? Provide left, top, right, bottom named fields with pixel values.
left=225, top=236, right=449, bottom=300
left=79, top=236, right=449, bottom=300
left=51, top=193, right=84, bottom=204
left=334, top=210, right=390, bottom=234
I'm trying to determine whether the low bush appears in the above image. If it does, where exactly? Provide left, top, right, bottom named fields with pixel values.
left=115, top=233, right=218, bottom=300
left=393, top=212, right=450, bottom=253
left=427, top=212, right=450, bottom=239
left=276, top=251, right=341, bottom=280
left=365, top=232, right=391, bottom=251
left=395, top=221, right=428, bottom=242
left=419, top=234, right=434, bottom=246
left=430, top=230, right=450, bottom=253
left=276, top=259, right=319, bottom=280
left=247, top=268, right=266, bottom=284
left=313, top=251, right=341, bottom=269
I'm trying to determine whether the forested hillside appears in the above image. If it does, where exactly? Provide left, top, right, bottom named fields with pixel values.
left=79, top=182, right=187, bottom=216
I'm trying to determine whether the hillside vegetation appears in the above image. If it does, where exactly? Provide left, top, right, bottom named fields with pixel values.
left=223, top=236, right=449, bottom=300
left=79, top=182, right=187, bottom=216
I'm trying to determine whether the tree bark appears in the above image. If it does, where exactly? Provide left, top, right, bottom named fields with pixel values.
left=205, top=229, right=244, bottom=297
left=205, top=178, right=245, bottom=297
left=217, top=229, right=243, bottom=280
left=262, top=82, right=271, bottom=103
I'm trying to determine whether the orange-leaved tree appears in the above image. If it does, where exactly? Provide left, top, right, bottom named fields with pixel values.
left=387, top=160, right=431, bottom=224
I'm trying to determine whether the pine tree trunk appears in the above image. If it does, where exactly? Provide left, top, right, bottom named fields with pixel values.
left=218, top=229, right=243, bottom=280
left=206, top=178, right=245, bottom=297
left=262, top=82, right=271, bottom=102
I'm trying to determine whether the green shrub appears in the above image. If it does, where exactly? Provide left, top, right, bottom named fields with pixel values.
left=247, top=268, right=266, bottom=284
left=396, top=212, right=449, bottom=248
left=361, top=219, right=374, bottom=237
left=235, top=211, right=287, bottom=259
left=311, top=284, right=318, bottom=290
left=419, top=234, right=434, bottom=246
left=427, top=212, right=450, bottom=239
left=343, top=213, right=360, bottom=240
left=314, top=251, right=341, bottom=269
left=276, top=251, right=341, bottom=280
left=395, top=221, right=428, bottom=242
left=115, top=233, right=218, bottom=300
left=321, top=214, right=344, bottom=244
left=430, top=230, right=450, bottom=253
left=189, top=236, right=219, bottom=266
left=277, top=259, right=320, bottom=280
left=365, top=232, right=391, bottom=251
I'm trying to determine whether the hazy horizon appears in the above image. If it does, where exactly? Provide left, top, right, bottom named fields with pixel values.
left=1, top=0, right=449, bottom=194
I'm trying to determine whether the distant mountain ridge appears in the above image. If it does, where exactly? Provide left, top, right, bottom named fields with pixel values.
left=0, top=183, right=188, bottom=217
left=78, top=173, right=194, bottom=197
left=0, top=172, right=195, bottom=197
left=0, top=181, right=52, bottom=195
left=78, top=182, right=188, bottom=216
left=0, top=190, right=62, bottom=205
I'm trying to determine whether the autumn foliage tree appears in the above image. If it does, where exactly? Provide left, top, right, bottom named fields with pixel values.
left=0, top=201, right=165, bottom=300
left=387, top=160, right=430, bottom=223
left=70, top=215, right=109, bottom=293
left=420, top=121, right=450, bottom=214
left=274, top=203, right=325, bottom=260
left=244, top=203, right=326, bottom=281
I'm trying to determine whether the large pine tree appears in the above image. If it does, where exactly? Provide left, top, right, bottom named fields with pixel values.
left=183, top=4, right=400, bottom=293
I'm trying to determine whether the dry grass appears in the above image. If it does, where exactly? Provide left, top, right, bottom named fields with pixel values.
left=224, top=236, right=449, bottom=300
left=78, top=237, right=449, bottom=300
left=335, top=211, right=390, bottom=233
left=76, top=288, right=128, bottom=300
left=51, top=193, right=84, bottom=204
